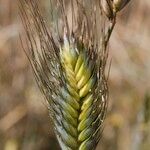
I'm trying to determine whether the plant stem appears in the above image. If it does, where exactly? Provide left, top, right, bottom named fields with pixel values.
left=104, top=16, right=116, bottom=50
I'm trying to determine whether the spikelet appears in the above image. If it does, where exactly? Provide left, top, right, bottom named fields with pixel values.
left=113, top=0, right=131, bottom=12
left=101, top=0, right=131, bottom=19
left=20, top=0, right=108, bottom=149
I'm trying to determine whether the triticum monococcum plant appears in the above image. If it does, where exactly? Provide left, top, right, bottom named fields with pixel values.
left=19, top=0, right=131, bottom=149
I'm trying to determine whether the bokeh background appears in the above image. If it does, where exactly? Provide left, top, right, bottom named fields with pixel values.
left=0, top=0, right=150, bottom=150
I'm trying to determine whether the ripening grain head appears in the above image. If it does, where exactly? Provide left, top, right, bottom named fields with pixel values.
left=20, top=0, right=109, bottom=149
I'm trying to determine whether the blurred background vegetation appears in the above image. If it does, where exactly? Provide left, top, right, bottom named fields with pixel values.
left=0, top=0, right=150, bottom=150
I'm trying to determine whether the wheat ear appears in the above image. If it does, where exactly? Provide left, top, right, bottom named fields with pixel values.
left=53, top=38, right=108, bottom=149
left=19, top=0, right=111, bottom=149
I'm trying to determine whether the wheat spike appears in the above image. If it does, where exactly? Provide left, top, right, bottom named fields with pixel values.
left=20, top=0, right=108, bottom=149
left=54, top=36, right=108, bottom=149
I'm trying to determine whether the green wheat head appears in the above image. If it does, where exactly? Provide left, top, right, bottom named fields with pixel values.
left=19, top=0, right=110, bottom=149
left=54, top=38, right=107, bottom=149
